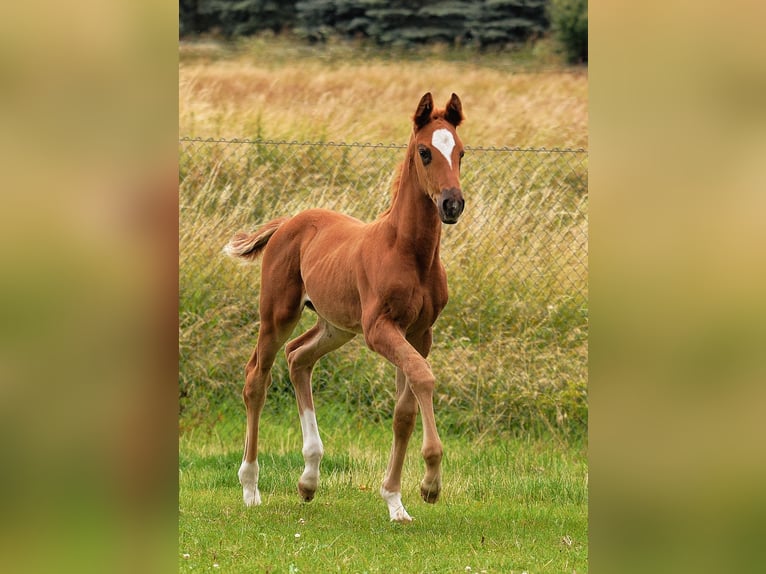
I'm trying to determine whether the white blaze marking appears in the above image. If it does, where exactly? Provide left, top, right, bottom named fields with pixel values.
left=431, top=128, right=456, bottom=168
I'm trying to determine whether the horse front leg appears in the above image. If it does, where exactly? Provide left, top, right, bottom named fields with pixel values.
left=381, top=368, right=418, bottom=522
left=365, top=320, right=443, bottom=521
left=408, top=328, right=442, bottom=504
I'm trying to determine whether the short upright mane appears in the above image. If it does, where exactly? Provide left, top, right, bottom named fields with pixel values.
left=379, top=157, right=407, bottom=220
left=379, top=175, right=400, bottom=220
left=379, top=135, right=421, bottom=220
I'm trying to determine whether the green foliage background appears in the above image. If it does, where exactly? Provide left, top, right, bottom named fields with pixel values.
left=549, top=0, right=588, bottom=63
left=178, top=0, right=586, bottom=51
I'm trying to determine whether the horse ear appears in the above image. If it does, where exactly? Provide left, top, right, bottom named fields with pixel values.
left=445, top=93, right=463, bottom=127
left=413, top=92, right=434, bottom=129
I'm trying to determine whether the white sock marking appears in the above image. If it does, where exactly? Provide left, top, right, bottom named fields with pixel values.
left=299, top=409, right=323, bottom=490
left=380, top=487, right=413, bottom=522
left=238, top=460, right=261, bottom=506
left=431, top=128, right=456, bottom=168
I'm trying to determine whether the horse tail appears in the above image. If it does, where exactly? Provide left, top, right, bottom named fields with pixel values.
left=224, top=217, right=289, bottom=262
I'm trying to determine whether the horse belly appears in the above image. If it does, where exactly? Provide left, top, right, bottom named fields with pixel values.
left=304, top=281, right=363, bottom=333
left=288, top=210, right=365, bottom=332
left=301, top=250, right=363, bottom=333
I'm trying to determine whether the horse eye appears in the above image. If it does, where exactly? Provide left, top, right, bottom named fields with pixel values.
left=459, top=150, right=465, bottom=159
left=418, top=146, right=432, bottom=165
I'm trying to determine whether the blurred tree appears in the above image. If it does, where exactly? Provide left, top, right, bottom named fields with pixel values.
left=548, top=0, right=587, bottom=63
left=179, top=0, right=580, bottom=58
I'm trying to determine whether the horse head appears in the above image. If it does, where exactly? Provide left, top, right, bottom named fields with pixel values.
left=411, top=92, right=466, bottom=224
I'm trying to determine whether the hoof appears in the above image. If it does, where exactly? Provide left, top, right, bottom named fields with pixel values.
left=390, top=508, right=414, bottom=523
left=243, top=486, right=262, bottom=506
left=298, top=481, right=316, bottom=502
left=420, top=482, right=440, bottom=504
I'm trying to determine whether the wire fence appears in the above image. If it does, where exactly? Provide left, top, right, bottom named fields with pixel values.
left=179, top=137, right=588, bottom=437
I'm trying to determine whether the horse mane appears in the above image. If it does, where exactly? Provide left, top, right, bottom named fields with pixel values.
left=378, top=163, right=404, bottom=219
left=378, top=134, right=420, bottom=220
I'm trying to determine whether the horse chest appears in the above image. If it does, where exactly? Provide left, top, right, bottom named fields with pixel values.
left=378, top=265, right=447, bottom=329
left=419, top=273, right=449, bottom=323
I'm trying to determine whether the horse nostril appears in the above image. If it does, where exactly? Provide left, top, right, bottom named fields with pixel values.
left=446, top=198, right=462, bottom=213
left=442, top=197, right=464, bottom=219
left=439, top=188, right=464, bottom=223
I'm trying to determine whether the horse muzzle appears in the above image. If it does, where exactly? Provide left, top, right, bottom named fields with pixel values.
left=438, top=187, right=465, bottom=224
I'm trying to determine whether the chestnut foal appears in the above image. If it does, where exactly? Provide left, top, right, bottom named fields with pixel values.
left=225, top=92, right=465, bottom=522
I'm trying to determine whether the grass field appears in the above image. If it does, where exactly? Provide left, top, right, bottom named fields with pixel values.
left=180, top=412, right=587, bottom=573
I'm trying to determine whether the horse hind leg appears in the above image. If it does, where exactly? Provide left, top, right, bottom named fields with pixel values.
left=239, top=281, right=303, bottom=506
left=239, top=363, right=266, bottom=506
left=285, top=319, right=354, bottom=502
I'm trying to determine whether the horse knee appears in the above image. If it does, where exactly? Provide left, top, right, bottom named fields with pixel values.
left=245, top=353, right=275, bottom=381
left=408, top=368, right=435, bottom=396
left=286, top=328, right=322, bottom=377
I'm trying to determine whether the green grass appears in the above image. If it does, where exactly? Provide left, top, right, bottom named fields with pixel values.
left=179, top=411, right=587, bottom=573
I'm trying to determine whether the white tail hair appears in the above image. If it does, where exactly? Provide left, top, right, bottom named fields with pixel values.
left=223, top=217, right=289, bottom=262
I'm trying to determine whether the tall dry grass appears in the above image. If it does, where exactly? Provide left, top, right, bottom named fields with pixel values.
left=179, top=38, right=587, bottom=148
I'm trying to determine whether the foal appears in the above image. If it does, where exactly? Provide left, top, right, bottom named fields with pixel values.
left=225, top=92, right=465, bottom=522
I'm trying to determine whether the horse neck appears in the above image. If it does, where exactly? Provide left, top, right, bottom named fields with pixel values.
left=384, top=152, right=442, bottom=263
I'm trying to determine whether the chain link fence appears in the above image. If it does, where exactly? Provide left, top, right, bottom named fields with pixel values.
left=180, top=137, right=588, bottom=438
